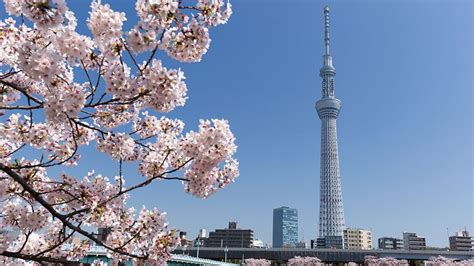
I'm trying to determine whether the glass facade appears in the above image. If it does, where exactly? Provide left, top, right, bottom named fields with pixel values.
left=272, top=207, right=298, bottom=248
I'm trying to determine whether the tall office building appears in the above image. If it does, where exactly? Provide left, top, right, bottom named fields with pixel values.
left=316, top=6, right=345, bottom=248
left=273, top=207, right=298, bottom=248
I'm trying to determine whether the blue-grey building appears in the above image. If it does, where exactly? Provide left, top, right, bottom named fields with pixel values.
left=273, top=207, right=298, bottom=248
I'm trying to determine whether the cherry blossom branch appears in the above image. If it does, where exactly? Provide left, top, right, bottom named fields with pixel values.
left=0, top=251, right=70, bottom=264
left=0, top=1, right=237, bottom=263
left=65, top=157, right=192, bottom=218
left=85, top=91, right=149, bottom=108
left=120, top=38, right=142, bottom=74
left=34, top=223, right=79, bottom=257
left=0, top=163, right=148, bottom=260
left=17, top=230, right=33, bottom=253
left=0, top=79, right=43, bottom=105
left=0, top=105, right=43, bottom=110
left=141, top=30, right=165, bottom=72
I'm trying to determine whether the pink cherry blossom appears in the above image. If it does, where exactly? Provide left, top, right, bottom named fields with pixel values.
left=162, top=19, right=211, bottom=62
left=288, top=256, right=323, bottom=266
left=21, top=0, right=68, bottom=29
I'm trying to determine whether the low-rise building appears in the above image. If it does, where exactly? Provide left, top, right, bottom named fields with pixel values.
left=205, top=222, right=254, bottom=248
left=403, top=232, right=426, bottom=250
left=296, top=241, right=307, bottom=248
left=449, top=230, right=473, bottom=251
left=316, top=235, right=344, bottom=249
left=378, top=237, right=404, bottom=250
left=343, top=228, right=372, bottom=250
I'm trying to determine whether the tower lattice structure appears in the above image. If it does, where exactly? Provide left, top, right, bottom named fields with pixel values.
left=316, top=6, right=345, bottom=238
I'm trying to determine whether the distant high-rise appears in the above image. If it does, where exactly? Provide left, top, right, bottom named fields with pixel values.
left=316, top=5, right=345, bottom=245
left=273, top=207, right=298, bottom=248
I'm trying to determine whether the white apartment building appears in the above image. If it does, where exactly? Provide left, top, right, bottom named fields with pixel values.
left=343, top=228, right=373, bottom=250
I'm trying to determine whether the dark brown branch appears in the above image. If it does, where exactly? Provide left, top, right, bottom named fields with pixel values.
left=118, top=227, right=144, bottom=249
left=0, top=105, right=43, bottom=110
left=17, top=231, right=32, bottom=253
left=0, top=251, right=71, bottom=264
left=34, top=222, right=79, bottom=257
left=120, top=38, right=142, bottom=74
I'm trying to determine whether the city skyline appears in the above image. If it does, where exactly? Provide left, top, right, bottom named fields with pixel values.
left=157, top=0, right=472, bottom=248
left=9, top=0, right=471, bottom=249
left=150, top=1, right=471, bottom=248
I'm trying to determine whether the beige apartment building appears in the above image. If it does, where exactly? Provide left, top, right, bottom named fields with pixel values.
left=343, top=228, right=373, bottom=250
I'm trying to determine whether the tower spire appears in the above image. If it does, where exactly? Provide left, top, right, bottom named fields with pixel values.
left=321, top=5, right=335, bottom=72
left=320, top=5, right=336, bottom=98
left=324, top=5, right=330, bottom=56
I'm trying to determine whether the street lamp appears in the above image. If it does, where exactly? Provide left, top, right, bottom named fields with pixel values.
left=182, top=245, right=187, bottom=255
left=224, top=246, right=228, bottom=263
left=196, top=239, right=202, bottom=258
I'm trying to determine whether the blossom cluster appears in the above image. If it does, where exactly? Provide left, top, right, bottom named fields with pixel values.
left=0, top=0, right=235, bottom=263
left=97, top=133, right=138, bottom=161
left=93, top=104, right=138, bottom=129
left=88, top=0, right=126, bottom=53
left=19, top=0, right=68, bottom=29
left=245, top=258, right=272, bottom=266
left=137, top=59, right=188, bottom=112
left=162, top=19, right=211, bottom=62
left=424, top=256, right=474, bottom=266
left=55, top=29, right=95, bottom=66
left=288, top=256, right=323, bottom=266
left=180, top=119, right=239, bottom=198
left=365, top=256, right=409, bottom=266
left=44, top=83, right=86, bottom=123
left=17, top=41, right=62, bottom=83
left=196, top=0, right=233, bottom=27
left=104, top=62, right=137, bottom=99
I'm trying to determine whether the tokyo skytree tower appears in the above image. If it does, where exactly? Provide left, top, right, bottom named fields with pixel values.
left=316, top=6, right=345, bottom=238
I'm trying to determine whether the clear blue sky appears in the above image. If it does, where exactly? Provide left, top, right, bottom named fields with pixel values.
left=3, top=0, right=472, bottom=248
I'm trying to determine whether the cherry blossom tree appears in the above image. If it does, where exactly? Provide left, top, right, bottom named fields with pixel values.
left=424, top=256, right=455, bottom=266
left=287, top=256, right=323, bottom=266
left=425, top=256, right=474, bottom=266
left=0, top=0, right=237, bottom=264
left=244, top=258, right=271, bottom=266
left=364, top=255, right=409, bottom=266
